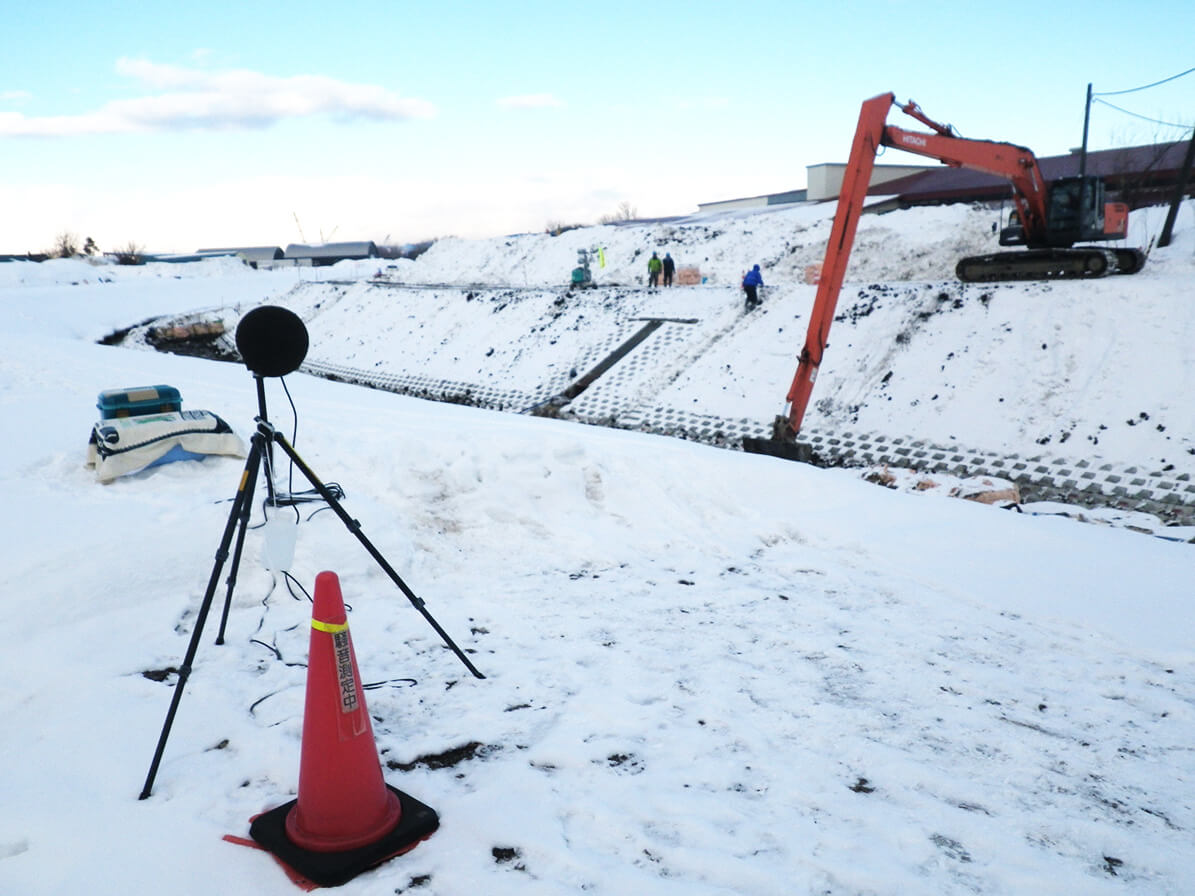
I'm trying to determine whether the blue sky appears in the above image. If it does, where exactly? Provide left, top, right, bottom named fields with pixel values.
left=2, top=1, right=1192, bottom=253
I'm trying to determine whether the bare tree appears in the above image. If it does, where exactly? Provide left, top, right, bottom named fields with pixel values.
left=598, top=201, right=638, bottom=225
left=51, top=231, right=80, bottom=258
left=112, top=241, right=145, bottom=265
left=1099, top=125, right=1193, bottom=209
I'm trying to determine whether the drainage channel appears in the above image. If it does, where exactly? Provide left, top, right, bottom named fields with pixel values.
left=525, top=318, right=673, bottom=417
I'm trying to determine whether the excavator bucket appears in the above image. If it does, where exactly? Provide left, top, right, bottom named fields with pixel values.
left=742, top=436, right=813, bottom=463
left=741, top=416, right=813, bottom=463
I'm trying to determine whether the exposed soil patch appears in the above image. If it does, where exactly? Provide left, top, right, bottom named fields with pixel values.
left=386, top=740, right=499, bottom=771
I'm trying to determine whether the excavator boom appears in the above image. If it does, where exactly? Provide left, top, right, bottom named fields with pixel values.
left=743, top=91, right=1144, bottom=458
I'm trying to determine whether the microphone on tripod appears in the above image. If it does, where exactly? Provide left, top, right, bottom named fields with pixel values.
left=235, top=305, right=309, bottom=378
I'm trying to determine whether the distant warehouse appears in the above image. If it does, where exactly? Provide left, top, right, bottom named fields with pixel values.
left=196, top=247, right=285, bottom=268
left=283, top=241, right=379, bottom=267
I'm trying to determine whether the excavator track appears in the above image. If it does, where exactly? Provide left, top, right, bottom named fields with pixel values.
left=1112, top=247, right=1147, bottom=275
left=955, top=248, right=1142, bottom=283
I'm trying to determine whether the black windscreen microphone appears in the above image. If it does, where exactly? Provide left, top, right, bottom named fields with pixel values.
left=235, top=305, right=309, bottom=377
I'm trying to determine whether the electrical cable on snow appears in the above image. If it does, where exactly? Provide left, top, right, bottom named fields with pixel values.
left=248, top=573, right=304, bottom=662
left=282, top=570, right=313, bottom=603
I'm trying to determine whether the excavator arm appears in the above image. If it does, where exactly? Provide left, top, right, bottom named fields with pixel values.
left=760, top=92, right=1135, bottom=452
left=880, top=122, right=1050, bottom=241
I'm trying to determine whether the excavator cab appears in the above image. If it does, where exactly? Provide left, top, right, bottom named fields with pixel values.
left=1000, top=176, right=1123, bottom=248
left=999, top=175, right=1130, bottom=253
left=1045, top=176, right=1113, bottom=246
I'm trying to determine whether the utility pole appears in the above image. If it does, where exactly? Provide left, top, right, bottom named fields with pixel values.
left=1078, top=83, right=1092, bottom=221
left=1079, top=83, right=1092, bottom=181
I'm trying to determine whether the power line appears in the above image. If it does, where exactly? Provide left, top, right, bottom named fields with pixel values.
left=1093, top=65, right=1195, bottom=97
left=1092, top=98, right=1193, bottom=132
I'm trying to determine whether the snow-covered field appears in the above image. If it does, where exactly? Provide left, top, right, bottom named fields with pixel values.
left=1, top=199, right=1192, bottom=894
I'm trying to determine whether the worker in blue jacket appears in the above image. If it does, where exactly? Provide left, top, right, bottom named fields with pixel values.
left=742, top=264, right=764, bottom=309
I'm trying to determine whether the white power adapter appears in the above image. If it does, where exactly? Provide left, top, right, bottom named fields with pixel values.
left=262, top=514, right=298, bottom=572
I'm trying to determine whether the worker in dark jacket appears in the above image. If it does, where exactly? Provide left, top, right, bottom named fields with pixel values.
left=662, top=252, right=676, bottom=286
left=742, top=264, right=764, bottom=309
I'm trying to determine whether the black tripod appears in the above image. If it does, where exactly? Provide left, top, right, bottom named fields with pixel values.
left=140, top=374, right=484, bottom=800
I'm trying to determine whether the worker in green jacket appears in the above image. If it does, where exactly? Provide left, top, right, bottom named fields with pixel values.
left=647, top=251, right=662, bottom=288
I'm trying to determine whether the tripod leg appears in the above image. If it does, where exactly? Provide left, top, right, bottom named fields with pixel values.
left=272, top=432, right=485, bottom=680
left=254, top=375, right=278, bottom=505
left=140, top=435, right=264, bottom=799
left=215, top=461, right=261, bottom=645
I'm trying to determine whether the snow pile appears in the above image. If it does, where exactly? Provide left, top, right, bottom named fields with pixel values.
left=392, top=203, right=1002, bottom=288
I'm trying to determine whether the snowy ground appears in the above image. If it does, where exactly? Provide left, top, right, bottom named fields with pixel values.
left=1, top=201, right=1193, bottom=894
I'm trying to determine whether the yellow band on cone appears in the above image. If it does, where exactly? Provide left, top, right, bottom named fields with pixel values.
left=311, top=619, right=349, bottom=634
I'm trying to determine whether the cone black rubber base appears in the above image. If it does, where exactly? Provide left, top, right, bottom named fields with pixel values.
left=249, top=786, right=439, bottom=888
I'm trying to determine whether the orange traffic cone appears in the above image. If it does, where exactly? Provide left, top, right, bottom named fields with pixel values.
left=248, top=571, right=438, bottom=887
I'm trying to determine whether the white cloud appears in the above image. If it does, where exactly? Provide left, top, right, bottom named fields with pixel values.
left=496, top=93, right=565, bottom=110
left=0, top=58, right=436, bottom=137
left=0, top=90, right=32, bottom=103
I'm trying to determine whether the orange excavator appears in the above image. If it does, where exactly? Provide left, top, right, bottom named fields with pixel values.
left=743, top=92, right=1146, bottom=460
